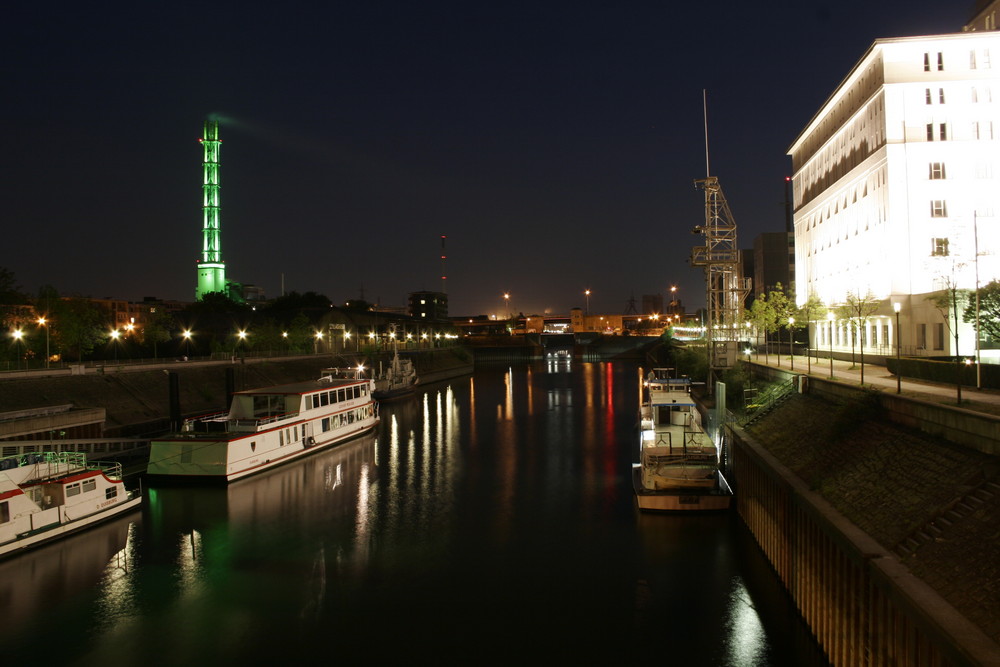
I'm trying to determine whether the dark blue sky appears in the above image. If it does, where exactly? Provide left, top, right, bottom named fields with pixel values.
left=1, top=1, right=967, bottom=316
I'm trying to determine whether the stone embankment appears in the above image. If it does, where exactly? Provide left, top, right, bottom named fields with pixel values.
left=0, top=348, right=473, bottom=437
left=740, top=391, right=1000, bottom=662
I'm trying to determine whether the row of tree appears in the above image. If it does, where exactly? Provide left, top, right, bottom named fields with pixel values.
left=742, top=279, right=1000, bottom=386
left=0, top=267, right=428, bottom=365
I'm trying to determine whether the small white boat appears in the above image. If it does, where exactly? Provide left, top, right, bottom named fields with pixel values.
left=147, top=370, right=379, bottom=482
left=632, top=369, right=732, bottom=511
left=0, top=452, right=141, bottom=558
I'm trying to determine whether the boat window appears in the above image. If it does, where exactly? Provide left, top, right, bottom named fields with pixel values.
left=320, top=393, right=329, bottom=407
left=82, top=478, right=96, bottom=493
left=338, top=388, right=347, bottom=402
left=1, top=501, right=9, bottom=523
left=279, top=430, right=284, bottom=446
left=105, top=486, right=117, bottom=500
left=322, top=418, right=330, bottom=432
left=294, top=426, right=298, bottom=441
left=66, top=483, right=81, bottom=497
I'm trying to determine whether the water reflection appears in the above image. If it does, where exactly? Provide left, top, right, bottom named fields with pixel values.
left=1, top=364, right=823, bottom=665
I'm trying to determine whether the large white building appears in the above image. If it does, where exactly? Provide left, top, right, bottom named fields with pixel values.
left=788, top=30, right=1000, bottom=358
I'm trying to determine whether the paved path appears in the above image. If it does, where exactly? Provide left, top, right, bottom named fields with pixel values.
left=747, top=352, right=1000, bottom=413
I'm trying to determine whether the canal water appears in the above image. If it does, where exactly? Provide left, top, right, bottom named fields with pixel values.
left=1, top=361, right=826, bottom=665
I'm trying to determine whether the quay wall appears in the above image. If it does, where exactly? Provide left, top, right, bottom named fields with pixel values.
left=0, top=349, right=472, bottom=438
left=750, top=363, right=1000, bottom=457
left=730, top=425, right=1000, bottom=666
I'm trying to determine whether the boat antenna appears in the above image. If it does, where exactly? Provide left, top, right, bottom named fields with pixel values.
left=703, top=89, right=711, bottom=178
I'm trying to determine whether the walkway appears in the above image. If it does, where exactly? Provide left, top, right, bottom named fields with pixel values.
left=748, top=352, right=1000, bottom=415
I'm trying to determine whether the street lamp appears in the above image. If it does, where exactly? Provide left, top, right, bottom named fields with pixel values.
left=182, top=329, right=193, bottom=358
left=345, top=330, right=352, bottom=352
left=37, top=317, right=49, bottom=369
left=893, top=302, right=902, bottom=394
left=827, top=312, right=835, bottom=378
left=110, top=329, right=120, bottom=363
left=237, top=329, right=248, bottom=356
left=585, top=289, right=591, bottom=315
left=504, top=293, right=510, bottom=319
left=788, top=316, right=795, bottom=371
left=12, top=329, right=24, bottom=370
left=314, top=331, right=323, bottom=354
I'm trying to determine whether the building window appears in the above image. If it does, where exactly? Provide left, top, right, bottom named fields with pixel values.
left=934, top=323, right=945, bottom=350
left=939, top=88, right=946, bottom=104
left=925, top=53, right=932, bottom=71
left=937, top=52, right=944, bottom=71
left=931, top=201, right=948, bottom=217
left=918, top=323, right=927, bottom=349
left=929, top=162, right=946, bottom=179
left=925, top=88, right=932, bottom=104
left=931, top=237, right=950, bottom=256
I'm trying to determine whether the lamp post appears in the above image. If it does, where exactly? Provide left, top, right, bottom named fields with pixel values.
left=236, top=330, right=247, bottom=357
left=827, top=312, right=835, bottom=379
left=12, top=329, right=24, bottom=370
left=504, top=293, right=510, bottom=320
left=670, top=285, right=677, bottom=315
left=893, top=302, right=902, bottom=394
left=110, top=329, right=120, bottom=363
left=788, top=316, right=795, bottom=371
left=37, top=317, right=49, bottom=368
left=314, top=331, right=323, bottom=354
left=584, top=289, right=591, bottom=315
left=182, top=329, right=193, bottom=359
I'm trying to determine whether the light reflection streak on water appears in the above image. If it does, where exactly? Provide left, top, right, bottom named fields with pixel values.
left=725, top=575, right=768, bottom=666
left=468, top=376, right=477, bottom=446
left=420, top=391, right=431, bottom=501
left=177, top=529, right=205, bottom=599
left=95, top=520, right=140, bottom=633
left=526, top=365, right=533, bottom=416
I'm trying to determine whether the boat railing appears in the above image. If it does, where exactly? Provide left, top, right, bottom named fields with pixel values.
left=0, top=451, right=123, bottom=480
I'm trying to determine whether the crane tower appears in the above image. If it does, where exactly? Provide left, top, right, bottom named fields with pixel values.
left=691, top=176, right=751, bottom=383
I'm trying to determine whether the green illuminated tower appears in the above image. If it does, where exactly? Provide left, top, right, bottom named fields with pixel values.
left=196, top=119, right=226, bottom=299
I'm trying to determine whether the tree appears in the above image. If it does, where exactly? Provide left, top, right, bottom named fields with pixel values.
left=964, top=279, right=1000, bottom=341
left=747, top=293, right=777, bottom=365
left=930, top=275, right=970, bottom=404
left=838, top=290, right=880, bottom=384
left=52, top=297, right=108, bottom=361
left=142, top=307, right=175, bottom=359
left=768, top=284, right=794, bottom=366
left=798, top=293, right=827, bottom=372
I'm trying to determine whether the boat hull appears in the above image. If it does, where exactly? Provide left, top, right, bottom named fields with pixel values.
left=632, top=465, right=732, bottom=512
left=147, top=421, right=378, bottom=483
left=0, top=493, right=141, bottom=559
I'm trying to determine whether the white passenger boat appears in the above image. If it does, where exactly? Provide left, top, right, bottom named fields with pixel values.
left=0, top=452, right=141, bottom=558
left=147, top=371, right=379, bottom=482
left=632, top=369, right=732, bottom=511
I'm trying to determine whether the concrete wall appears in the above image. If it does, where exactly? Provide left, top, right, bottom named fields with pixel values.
left=730, top=424, right=1000, bottom=665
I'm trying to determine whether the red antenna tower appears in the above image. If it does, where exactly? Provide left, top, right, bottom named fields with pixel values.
left=440, top=235, right=447, bottom=294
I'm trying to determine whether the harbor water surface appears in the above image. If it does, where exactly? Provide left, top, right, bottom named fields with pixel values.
left=2, top=361, right=825, bottom=665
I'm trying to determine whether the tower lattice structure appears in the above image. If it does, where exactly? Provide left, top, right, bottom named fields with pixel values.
left=691, top=176, right=751, bottom=379
left=196, top=119, right=226, bottom=300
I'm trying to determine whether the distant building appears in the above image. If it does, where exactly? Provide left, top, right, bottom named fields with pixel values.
left=641, top=294, right=663, bottom=315
left=965, top=0, right=999, bottom=31
left=788, top=29, right=1000, bottom=356
left=408, top=291, right=448, bottom=321
left=752, top=232, right=794, bottom=298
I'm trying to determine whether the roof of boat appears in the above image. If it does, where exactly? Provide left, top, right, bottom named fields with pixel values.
left=235, top=376, right=366, bottom=396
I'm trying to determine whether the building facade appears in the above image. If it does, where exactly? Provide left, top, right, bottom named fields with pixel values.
left=788, top=31, right=1000, bottom=357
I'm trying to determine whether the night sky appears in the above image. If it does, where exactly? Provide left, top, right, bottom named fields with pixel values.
left=2, top=1, right=966, bottom=317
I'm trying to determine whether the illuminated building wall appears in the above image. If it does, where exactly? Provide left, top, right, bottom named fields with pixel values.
left=196, top=119, right=226, bottom=300
left=789, top=32, right=1000, bottom=355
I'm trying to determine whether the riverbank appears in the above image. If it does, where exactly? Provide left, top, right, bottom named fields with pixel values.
left=729, top=368, right=1000, bottom=664
left=0, top=348, right=473, bottom=438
